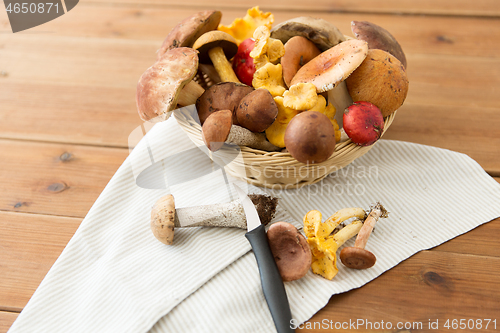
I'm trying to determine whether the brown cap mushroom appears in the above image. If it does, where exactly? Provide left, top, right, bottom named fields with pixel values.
left=236, top=89, right=278, bottom=132
left=281, top=36, right=321, bottom=88
left=284, top=111, right=336, bottom=164
left=136, top=47, right=205, bottom=122
left=202, top=110, right=280, bottom=152
left=151, top=194, right=279, bottom=245
left=290, top=39, right=369, bottom=93
left=345, top=49, right=409, bottom=117
left=340, top=202, right=388, bottom=269
left=196, top=82, right=254, bottom=125
left=267, top=222, right=312, bottom=281
left=192, top=31, right=241, bottom=83
left=270, top=16, right=345, bottom=52
left=351, top=20, right=407, bottom=68
left=156, top=10, right=222, bottom=60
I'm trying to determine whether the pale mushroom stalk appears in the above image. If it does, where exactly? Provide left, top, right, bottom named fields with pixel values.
left=208, top=47, right=241, bottom=83
left=177, top=80, right=205, bottom=106
left=226, top=125, right=281, bottom=152
left=340, top=202, right=388, bottom=269
left=151, top=194, right=278, bottom=245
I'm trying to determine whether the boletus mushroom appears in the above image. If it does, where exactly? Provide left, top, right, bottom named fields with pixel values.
left=351, top=20, right=407, bottom=69
left=202, top=110, right=280, bottom=152
left=284, top=111, right=336, bottom=164
left=236, top=89, right=279, bottom=133
left=267, top=222, right=312, bottom=281
left=196, top=82, right=254, bottom=125
left=156, top=10, right=222, bottom=59
left=345, top=49, right=409, bottom=117
left=136, top=47, right=205, bottom=122
left=192, top=31, right=241, bottom=83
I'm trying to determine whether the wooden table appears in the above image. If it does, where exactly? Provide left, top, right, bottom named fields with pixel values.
left=1, top=1, right=499, bottom=332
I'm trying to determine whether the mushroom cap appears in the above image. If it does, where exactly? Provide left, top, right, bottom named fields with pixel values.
left=290, top=39, right=369, bottom=93
left=196, top=82, right=254, bottom=125
left=236, top=89, right=278, bottom=132
left=281, top=36, right=321, bottom=88
left=157, top=10, right=222, bottom=60
left=345, top=49, right=409, bottom=117
left=192, top=31, right=239, bottom=64
left=339, top=247, right=376, bottom=269
left=136, top=47, right=199, bottom=122
left=284, top=111, right=336, bottom=164
left=267, top=222, right=312, bottom=281
left=351, top=20, right=407, bottom=69
left=201, top=110, right=233, bottom=152
left=151, top=195, right=176, bottom=245
left=270, top=16, right=345, bottom=52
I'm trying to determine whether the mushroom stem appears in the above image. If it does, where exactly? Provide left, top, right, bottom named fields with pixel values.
left=177, top=80, right=205, bottom=106
left=208, top=47, right=241, bottom=83
left=332, top=220, right=364, bottom=246
left=226, top=125, right=281, bottom=152
left=354, top=202, right=386, bottom=249
left=151, top=194, right=278, bottom=245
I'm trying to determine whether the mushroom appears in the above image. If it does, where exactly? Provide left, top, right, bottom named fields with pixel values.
left=202, top=110, right=280, bottom=152
left=284, top=111, right=336, bottom=164
left=281, top=36, right=321, bottom=87
left=196, top=82, right=254, bottom=125
left=290, top=39, right=369, bottom=93
left=340, top=202, right=388, bottom=269
left=136, top=47, right=205, bottom=122
left=156, top=10, right=222, bottom=60
left=192, top=31, right=241, bottom=83
left=252, top=62, right=287, bottom=97
left=151, top=193, right=278, bottom=245
left=351, top=20, right=407, bottom=69
left=270, top=16, right=345, bottom=52
left=236, top=89, right=278, bottom=133
left=345, top=49, right=409, bottom=117
left=218, top=6, right=274, bottom=45
left=266, top=222, right=312, bottom=282
left=283, top=82, right=319, bottom=111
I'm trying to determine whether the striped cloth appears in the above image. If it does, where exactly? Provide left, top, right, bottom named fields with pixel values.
left=9, top=115, right=500, bottom=333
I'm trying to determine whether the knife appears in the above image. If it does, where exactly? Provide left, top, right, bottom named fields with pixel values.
left=233, top=185, right=295, bottom=333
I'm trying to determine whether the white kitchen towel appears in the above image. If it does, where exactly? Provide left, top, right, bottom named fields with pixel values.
left=9, top=114, right=500, bottom=333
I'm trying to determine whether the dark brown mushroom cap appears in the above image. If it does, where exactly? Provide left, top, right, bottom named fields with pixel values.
left=351, top=20, right=407, bottom=69
left=157, top=10, right=222, bottom=60
left=201, top=110, right=233, bottom=152
left=196, top=82, right=254, bottom=125
left=281, top=36, right=322, bottom=88
left=339, top=247, right=376, bottom=269
left=284, top=111, right=336, bottom=164
left=236, top=89, right=278, bottom=133
left=267, top=222, right=312, bottom=282
left=136, top=47, right=199, bottom=122
left=192, top=31, right=239, bottom=64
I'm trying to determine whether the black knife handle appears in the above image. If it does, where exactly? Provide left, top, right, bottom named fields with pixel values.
left=246, top=224, right=295, bottom=333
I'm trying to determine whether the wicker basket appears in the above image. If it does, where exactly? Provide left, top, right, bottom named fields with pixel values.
left=174, top=86, right=396, bottom=189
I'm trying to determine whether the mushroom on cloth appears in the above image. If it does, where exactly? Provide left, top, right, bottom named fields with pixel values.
left=267, top=222, right=312, bottom=282
left=136, top=47, right=204, bottom=122
left=156, top=10, right=222, bottom=60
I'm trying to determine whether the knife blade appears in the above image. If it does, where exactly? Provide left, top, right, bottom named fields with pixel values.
left=233, top=185, right=295, bottom=333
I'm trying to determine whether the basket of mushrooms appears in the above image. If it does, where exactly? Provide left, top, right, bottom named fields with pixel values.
left=136, top=7, right=409, bottom=189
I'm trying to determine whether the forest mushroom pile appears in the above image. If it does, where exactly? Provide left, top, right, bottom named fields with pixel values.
left=136, top=6, right=409, bottom=163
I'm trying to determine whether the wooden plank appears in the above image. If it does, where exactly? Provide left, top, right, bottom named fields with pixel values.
left=0, top=311, right=18, bottom=333
left=0, top=139, right=127, bottom=217
left=0, top=211, right=81, bottom=312
left=298, top=251, right=500, bottom=332
left=2, top=5, right=499, bottom=58
left=79, top=0, right=500, bottom=17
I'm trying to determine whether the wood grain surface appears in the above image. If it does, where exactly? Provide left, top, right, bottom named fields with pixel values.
left=1, top=0, right=499, bottom=332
